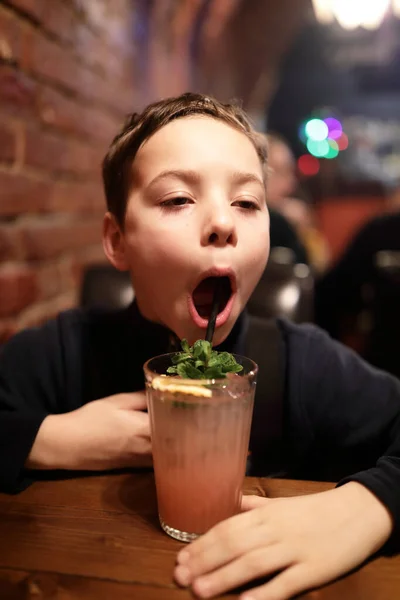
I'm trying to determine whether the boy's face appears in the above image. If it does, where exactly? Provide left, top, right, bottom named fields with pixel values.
left=107, top=116, right=270, bottom=345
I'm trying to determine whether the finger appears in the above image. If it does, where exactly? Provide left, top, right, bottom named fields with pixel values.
left=107, top=392, right=147, bottom=410
left=188, top=544, right=292, bottom=599
left=241, top=495, right=269, bottom=511
left=240, top=563, right=314, bottom=600
left=133, top=432, right=152, bottom=452
left=175, top=509, right=270, bottom=582
left=129, top=411, right=151, bottom=437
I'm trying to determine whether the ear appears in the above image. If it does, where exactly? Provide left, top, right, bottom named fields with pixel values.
left=102, top=212, right=129, bottom=271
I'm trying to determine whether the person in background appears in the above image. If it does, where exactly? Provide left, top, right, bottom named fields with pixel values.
left=255, top=132, right=308, bottom=265
left=267, top=132, right=330, bottom=272
left=315, top=209, right=400, bottom=378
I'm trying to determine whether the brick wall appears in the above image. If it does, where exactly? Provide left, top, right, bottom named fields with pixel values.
left=0, top=0, right=141, bottom=342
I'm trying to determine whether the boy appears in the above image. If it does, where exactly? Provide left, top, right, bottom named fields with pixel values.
left=0, top=93, right=399, bottom=600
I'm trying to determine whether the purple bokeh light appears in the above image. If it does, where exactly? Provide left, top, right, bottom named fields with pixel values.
left=324, top=117, right=342, bottom=140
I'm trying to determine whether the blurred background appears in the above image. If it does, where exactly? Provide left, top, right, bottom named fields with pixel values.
left=1, top=0, right=400, bottom=377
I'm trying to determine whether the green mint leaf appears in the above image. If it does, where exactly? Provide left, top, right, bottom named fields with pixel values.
left=217, top=352, right=236, bottom=366
left=172, top=352, right=192, bottom=365
left=204, top=366, right=225, bottom=379
left=181, top=339, right=190, bottom=353
left=177, top=362, right=204, bottom=379
left=168, top=338, right=243, bottom=380
left=228, top=363, right=243, bottom=373
left=192, top=340, right=211, bottom=362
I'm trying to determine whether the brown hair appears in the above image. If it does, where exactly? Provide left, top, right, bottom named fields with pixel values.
left=102, top=92, right=267, bottom=226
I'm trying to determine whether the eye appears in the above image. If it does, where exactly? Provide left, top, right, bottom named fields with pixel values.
left=232, top=199, right=260, bottom=210
left=160, top=196, right=193, bottom=209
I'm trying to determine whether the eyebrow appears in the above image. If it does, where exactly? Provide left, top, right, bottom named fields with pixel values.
left=147, top=169, right=264, bottom=190
left=147, top=169, right=201, bottom=189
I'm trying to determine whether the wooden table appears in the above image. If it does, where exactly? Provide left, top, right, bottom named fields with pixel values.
left=0, top=472, right=399, bottom=599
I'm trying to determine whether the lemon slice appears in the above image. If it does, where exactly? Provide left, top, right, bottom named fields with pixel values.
left=151, top=376, right=212, bottom=398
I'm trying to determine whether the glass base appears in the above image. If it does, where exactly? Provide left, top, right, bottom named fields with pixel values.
left=160, top=517, right=200, bottom=543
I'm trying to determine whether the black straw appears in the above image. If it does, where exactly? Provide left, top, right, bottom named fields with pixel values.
left=205, top=279, right=223, bottom=344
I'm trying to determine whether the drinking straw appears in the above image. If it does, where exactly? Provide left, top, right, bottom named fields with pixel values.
left=205, top=279, right=223, bottom=344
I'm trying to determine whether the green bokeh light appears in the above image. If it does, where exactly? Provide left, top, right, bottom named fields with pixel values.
left=307, top=138, right=330, bottom=158
left=325, top=139, right=339, bottom=159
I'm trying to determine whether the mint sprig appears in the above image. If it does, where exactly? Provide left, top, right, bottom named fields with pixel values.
left=167, top=339, right=243, bottom=379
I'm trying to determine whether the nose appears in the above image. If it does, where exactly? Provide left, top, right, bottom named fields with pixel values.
left=202, top=204, right=238, bottom=247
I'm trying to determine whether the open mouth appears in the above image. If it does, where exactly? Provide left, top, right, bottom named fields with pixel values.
left=192, top=275, right=233, bottom=319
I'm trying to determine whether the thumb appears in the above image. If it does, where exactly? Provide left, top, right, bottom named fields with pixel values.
left=241, top=494, right=269, bottom=512
left=105, top=392, right=148, bottom=411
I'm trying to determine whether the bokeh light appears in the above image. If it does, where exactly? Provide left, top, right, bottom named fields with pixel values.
left=298, top=154, right=320, bottom=176
left=305, top=119, right=329, bottom=142
left=325, top=139, right=339, bottom=159
left=337, top=133, right=349, bottom=151
left=324, top=117, right=343, bottom=139
left=299, top=112, right=348, bottom=163
left=307, top=138, right=330, bottom=157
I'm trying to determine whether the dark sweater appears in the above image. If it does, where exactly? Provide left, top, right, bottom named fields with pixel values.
left=1, top=303, right=400, bottom=550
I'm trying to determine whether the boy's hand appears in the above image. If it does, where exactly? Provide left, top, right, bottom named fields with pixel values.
left=174, top=482, right=393, bottom=600
left=27, top=393, right=152, bottom=471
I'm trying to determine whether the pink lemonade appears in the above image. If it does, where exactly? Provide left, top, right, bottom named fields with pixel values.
left=145, top=355, right=257, bottom=542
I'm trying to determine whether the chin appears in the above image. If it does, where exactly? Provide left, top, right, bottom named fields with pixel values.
left=211, top=322, right=235, bottom=347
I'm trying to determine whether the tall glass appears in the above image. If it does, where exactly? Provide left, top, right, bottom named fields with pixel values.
left=144, top=354, right=257, bottom=542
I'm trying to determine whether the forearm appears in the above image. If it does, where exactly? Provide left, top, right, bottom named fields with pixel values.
left=338, top=482, right=393, bottom=554
left=25, top=414, right=75, bottom=470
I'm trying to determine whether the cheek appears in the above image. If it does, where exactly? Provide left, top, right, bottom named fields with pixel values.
left=124, top=225, right=190, bottom=273
left=240, top=221, right=270, bottom=281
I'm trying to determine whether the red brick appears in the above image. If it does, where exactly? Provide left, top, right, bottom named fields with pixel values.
left=37, top=257, right=77, bottom=300
left=23, top=29, right=74, bottom=87
left=38, top=86, right=118, bottom=143
left=17, top=290, right=77, bottom=330
left=23, top=124, right=102, bottom=176
left=0, top=121, right=16, bottom=164
left=0, top=65, right=38, bottom=117
left=68, top=139, right=104, bottom=176
left=83, top=107, right=119, bottom=144
left=0, top=263, right=37, bottom=317
left=6, top=0, right=44, bottom=22
left=0, top=223, right=24, bottom=260
left=23, top=28, right=77, bottom=90
left=30, top=29, right=130, bottom=114
left=40, top=0, right=77, bottom=45
left=38, top=86, right=83, bottom=135
left=75, top=243, right=108, bottom=267
left=23, top=28, right=132, bottom=115
left=73, top=23, right=123, bottom=80
left=50, top=180, right=105, bottom=214
left=23, top=125, right=68, bottom=173
left=21, top=217, right=102, bottom=259
left=0, top=171, right=51, bottom=216
left=24, top=29, right=105, bottom=102
left=0, top=4, right=23, bottom=62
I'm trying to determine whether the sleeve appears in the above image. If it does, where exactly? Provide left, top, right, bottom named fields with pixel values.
left=0, top=320, right=65, bottom=494
left=293, top=324, right=400, bottom=553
